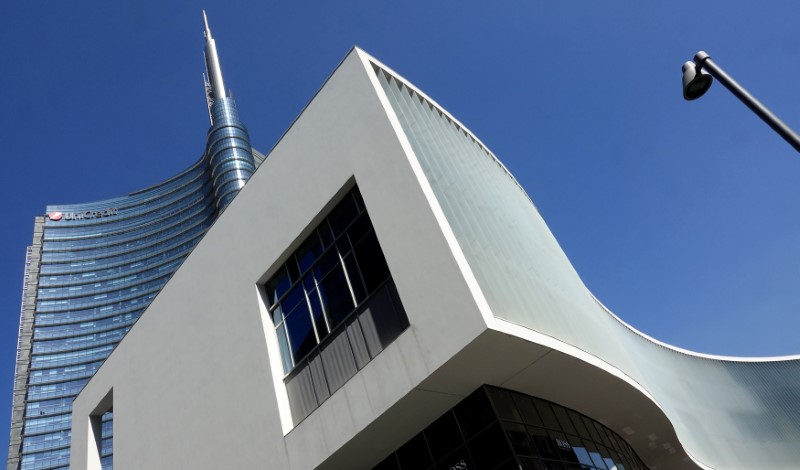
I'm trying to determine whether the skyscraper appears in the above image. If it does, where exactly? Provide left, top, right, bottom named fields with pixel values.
left=6, top=14, right=259, bottom=470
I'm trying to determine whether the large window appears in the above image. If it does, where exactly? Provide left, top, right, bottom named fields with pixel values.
left=373, top=386, right=649, bottom=470
left=265, top=186, right=408, bottom=422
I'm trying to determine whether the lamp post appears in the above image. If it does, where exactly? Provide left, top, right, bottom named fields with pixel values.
left=682, top=51, right=800, bottom=153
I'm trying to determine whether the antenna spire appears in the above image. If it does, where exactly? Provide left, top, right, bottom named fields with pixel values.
left=203, top=10, right=211, bottom=37
left=202, top=10, right=227, bottom=106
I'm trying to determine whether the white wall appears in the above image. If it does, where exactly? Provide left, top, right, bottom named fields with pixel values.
left=70, top=48, right=490, bottom=470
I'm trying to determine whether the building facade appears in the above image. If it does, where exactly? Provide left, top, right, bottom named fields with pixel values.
left=67, top=47, right=800, bottom=470
left=6, top=15, right=259, bottom=470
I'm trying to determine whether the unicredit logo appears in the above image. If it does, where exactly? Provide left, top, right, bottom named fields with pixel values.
left=47, top=208, right=118, bottom=221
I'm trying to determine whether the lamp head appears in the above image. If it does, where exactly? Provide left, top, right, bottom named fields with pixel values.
left=682, top=60, right=713, bottom=101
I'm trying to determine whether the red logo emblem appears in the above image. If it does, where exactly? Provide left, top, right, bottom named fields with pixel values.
left=48, top=212, right=63, bottom=221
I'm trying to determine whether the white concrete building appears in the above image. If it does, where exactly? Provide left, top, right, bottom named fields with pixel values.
left=70, top=48, right=800, bottom=470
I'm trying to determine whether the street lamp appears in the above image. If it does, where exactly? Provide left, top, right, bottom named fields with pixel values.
left=682, top=51, right=800, bottom=152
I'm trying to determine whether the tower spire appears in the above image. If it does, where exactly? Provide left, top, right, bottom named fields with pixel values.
left=203, top=10, right=227, bottom=104
left=200, top=11, right=257, bottom=211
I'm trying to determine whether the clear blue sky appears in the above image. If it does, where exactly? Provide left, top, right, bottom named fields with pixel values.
left=1, top=0, right=799, bottom=455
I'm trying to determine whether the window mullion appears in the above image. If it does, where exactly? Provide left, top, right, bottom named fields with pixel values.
left=337, top=249, right=358, bottom=307
left=303, top=287, right=321, bottom=344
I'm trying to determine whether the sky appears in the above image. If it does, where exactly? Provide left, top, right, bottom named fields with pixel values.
left=1, top=0, right=799, bottom=456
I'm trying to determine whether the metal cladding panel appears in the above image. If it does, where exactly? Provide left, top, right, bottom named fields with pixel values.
left=206, top=98, right=256, bottom=211
left=377, top=67, right=800, bottom=469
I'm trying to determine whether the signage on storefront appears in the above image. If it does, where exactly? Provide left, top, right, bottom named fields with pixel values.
left=555, top=438, right=572, bottom=450
left=449, top=460, right=467, bottom=470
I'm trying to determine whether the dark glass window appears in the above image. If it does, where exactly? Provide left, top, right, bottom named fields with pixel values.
left=488, top=387, right=522, bottom=423
left=528, top=426, right=558, bottom=460
left=533, top=399, right=561, bottom=432
left=267, top=186, right=408, bottom=422
left=468, top=422, right=513, bottom=470
left=353, top=231, right=391, bottom=292
left=284, top=302, right=316, bottom=362
left=372, top=386, right=648, bottom=470
left=504, top=422, right=536, bottom=457
left=281, top=285, right=306, bottom=314
left=436, top=446, right=472, bottom=470
left=318, top=265, right=354, bottom=325
left=552, top=406, right=577, bottom=436
left=328, top=193, right=359, bottom=236
left=582, top=416, right=604, bottom=444
left=265, top=266, right=290, bottom=306
left=567, top=410, right=590, bottom=439
left=514, top=394, right=544, bottom=427
left=454, top=388, right=495, bottom=439
left=347, top=212, right=372, bottom=245
left=296, top=232, right=324, bottom=272
left=425, top=412, right=463, bottom=462
left=397, top=434, right=433, bottom=470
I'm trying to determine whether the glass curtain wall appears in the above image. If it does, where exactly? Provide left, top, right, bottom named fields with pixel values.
left=373, top=386, right=648, bottom=470
left=17, top=160, right=216, bottom=470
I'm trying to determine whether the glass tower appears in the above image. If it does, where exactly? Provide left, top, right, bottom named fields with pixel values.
left=6, top=13, right=259, bottom=470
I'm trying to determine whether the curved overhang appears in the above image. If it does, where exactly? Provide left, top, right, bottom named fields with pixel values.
left=365, top=49, right=800, bottom=469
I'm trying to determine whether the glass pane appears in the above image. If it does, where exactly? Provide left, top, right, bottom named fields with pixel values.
left=582, top=416, right=603, bottom=444
left=286, top=257, right=300, bottom=283
left=435, top=445, right=472, bottom=470
left=297, top=232, right=324, bottom=272
left=504, top=421, right=536, bottom=457
left=566, top=434, right=590, bottom=465
left=282, top=284, right=306, bottom=313
left=488, top=387, right=521, bottom=422
left=313, top=249, right=340, bottom=280
left=550, top=430, right=578, bottom=463
left=319, top=220, right=334, bottom=247
left=397, top=434, right=432, bottom=470
left=454, top=388, right=495, bottom=439
left=593, top=423, right=614, bottom=450
left=353, top=231, right=391, bottom=293
left=329, top=192, right=359, bottom=236
left=284, top=302, right=317, bottom=362
left=265, top=266, right=289, bottom=306
left=272, top=304, right=283, bottom=325
left=567, top=410, right=590, bottom=440
left=514, top=394, right=544, bottom=427
left=468, top=422, right=513, bottom=470
left=276, top=324, right=293, bottom=374
left=318, top=265, right=355, bottom=326
left=528, top=426, right=557, bottom=460
left=582, top=441, right=608, bottom=470
left=424, top=412, right=462, bottom=462
left=346, top=212, right=372, bottom=245
left=552, top=405, right=577, bottom=436
left=336, top=235, right=352, bottom=257
left=533, top=399, right=562, bottom=432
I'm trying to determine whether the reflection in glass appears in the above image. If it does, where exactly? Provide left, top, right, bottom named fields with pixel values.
left=267, top=186, right=408, bottom=423
left=372, top=386, right=648, bottom=470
